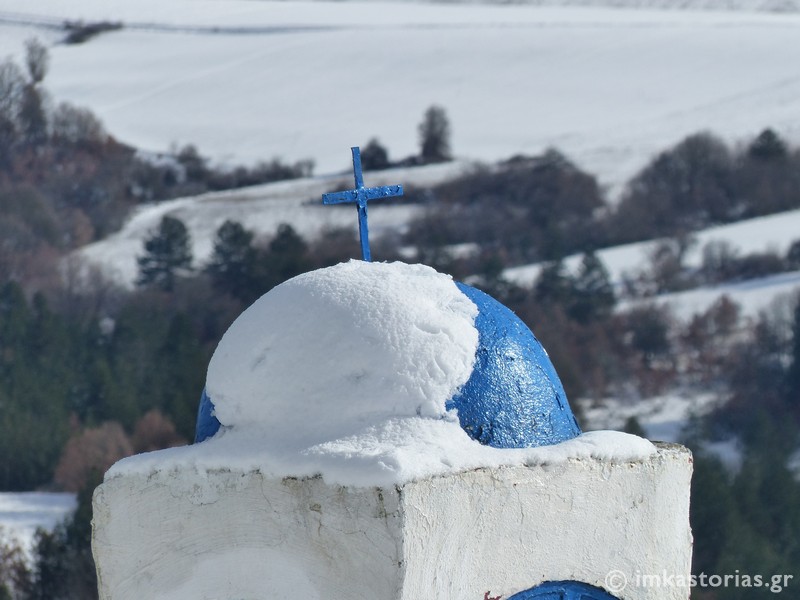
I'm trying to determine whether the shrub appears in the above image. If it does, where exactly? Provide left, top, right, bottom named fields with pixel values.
left=360, top=138, right=390, bottom=171
left=131, top=409, right=187, bottom=453
left=53, top=422, right=133, bottom=492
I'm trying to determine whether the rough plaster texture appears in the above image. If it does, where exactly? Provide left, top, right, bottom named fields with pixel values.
left=92, top=443, right=692, bottom=600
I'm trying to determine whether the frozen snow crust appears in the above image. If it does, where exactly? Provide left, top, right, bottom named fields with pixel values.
left=109, top=261, right=653, bottom=486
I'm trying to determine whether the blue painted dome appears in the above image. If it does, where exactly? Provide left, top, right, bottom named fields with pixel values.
left=448, top=283, right=581, bottom=448
left=195, top=271, right=581, bottom=448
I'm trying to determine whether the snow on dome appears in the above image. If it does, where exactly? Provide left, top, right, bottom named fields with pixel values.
left=107, top=260, right=655, bottom=487
left=206, top=260, right=479, bottom=444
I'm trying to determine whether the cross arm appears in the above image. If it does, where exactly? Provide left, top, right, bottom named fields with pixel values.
left=322, top=184, right=403, bottom=206
left=322, top=190, right=359, bottom=205
left=362, top=184, right=403, bottom=201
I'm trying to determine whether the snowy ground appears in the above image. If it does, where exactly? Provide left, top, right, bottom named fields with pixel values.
left=1, top=1, right=799, bottom=196
left=0, top=492, right=76, bottom=560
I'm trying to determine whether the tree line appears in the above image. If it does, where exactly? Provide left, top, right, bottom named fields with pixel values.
left=401, top=129, right=800, bottom=283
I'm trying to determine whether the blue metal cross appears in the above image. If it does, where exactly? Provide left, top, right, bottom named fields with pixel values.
left=322, top=146, right=403, bottom=262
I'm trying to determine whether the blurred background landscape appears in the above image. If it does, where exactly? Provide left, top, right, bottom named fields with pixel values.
left=0, top=1, right=799, bottom=598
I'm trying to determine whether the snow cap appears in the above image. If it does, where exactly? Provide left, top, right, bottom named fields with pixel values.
left=205, top=260, right=479, bottom=445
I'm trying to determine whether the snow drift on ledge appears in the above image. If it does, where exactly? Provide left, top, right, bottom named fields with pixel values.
left=108, top=261, right=654, bottom=487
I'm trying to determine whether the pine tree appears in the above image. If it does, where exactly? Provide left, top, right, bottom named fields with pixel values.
left=748, top=128, right=788, bottom=162
left=262, top=224, right=310, bottom=290
left=19, top=38, right=49, bottom=146
left=136, top=216, right=193, bottom=292
left=787, top=297, right=800, bottom=411
left=24, top=38, right=48, bottom=85
left=569, top=251, right=615, bottom=324
left=206, top=220, right=258, bottom=302
left=533, top=259, right=572, bottom=307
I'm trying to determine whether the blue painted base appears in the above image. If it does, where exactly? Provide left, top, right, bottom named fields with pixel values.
left=195, top=388, right=220, bottom=443
left=508, top=580, right=621, bottom=600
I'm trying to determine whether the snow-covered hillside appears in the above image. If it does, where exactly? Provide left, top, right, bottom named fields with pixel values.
left=76, top=161, right=469, bottom=287
left=1, top=0, right=799, bottom=195
left=505, top=207, right=800, bottom=319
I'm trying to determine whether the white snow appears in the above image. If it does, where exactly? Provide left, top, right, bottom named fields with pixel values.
left=109, top=260, right=654, bottom=487
left=206, top=260, right=479, bottom=440
left=0, top=492, right=77, bottom=560
left=109, top=423, right=654, bottom=487
left=2, top=1, right=799, bottom=196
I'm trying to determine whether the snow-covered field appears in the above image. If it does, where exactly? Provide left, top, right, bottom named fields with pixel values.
left=1, top=0, right=799, bottom=196
left=0, top=492, right=76, bottom=560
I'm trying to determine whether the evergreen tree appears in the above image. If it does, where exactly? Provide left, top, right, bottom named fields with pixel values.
left=623, top=416, right=647, bottom=438
left=568, top=251, right=615, bottom=324
left=206, top=220, right=258, bottom=302
left=30, top=472, right=100, bottom=600
left=690, top=455, right=735, bottom=577
left=418, top=105, right=452, bottom=163
left=136, top=216, right=193, bottom=292
left=625, top=305, right=671, bottom=368
left=18, top=85, right=46, bottom=146
left=747, top=128, right=788, bottom=162
left=533, top=259, right=573, bottom=308
left=262, top=224, right=310, bottom=290
left=23, top=38, right=48, bottom=85
left=787, top=297, right=800, bottom=411
left=0, top=59, right=26, bottom=160
left=787, top=240, right=800, bottom=270
left=154, top=313, right=209, bottom=439
left=17, top=39, right=49, bottom=146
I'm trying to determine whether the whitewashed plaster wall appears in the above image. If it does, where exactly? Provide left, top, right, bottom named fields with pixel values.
left=92, top=443, right=692, bottom=600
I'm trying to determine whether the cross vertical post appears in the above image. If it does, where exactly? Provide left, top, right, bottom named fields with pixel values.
left=322, top=146, right=404, bottom=262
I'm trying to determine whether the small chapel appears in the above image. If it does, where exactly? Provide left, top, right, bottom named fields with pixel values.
left=91, top=148, right=692, bottom=600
